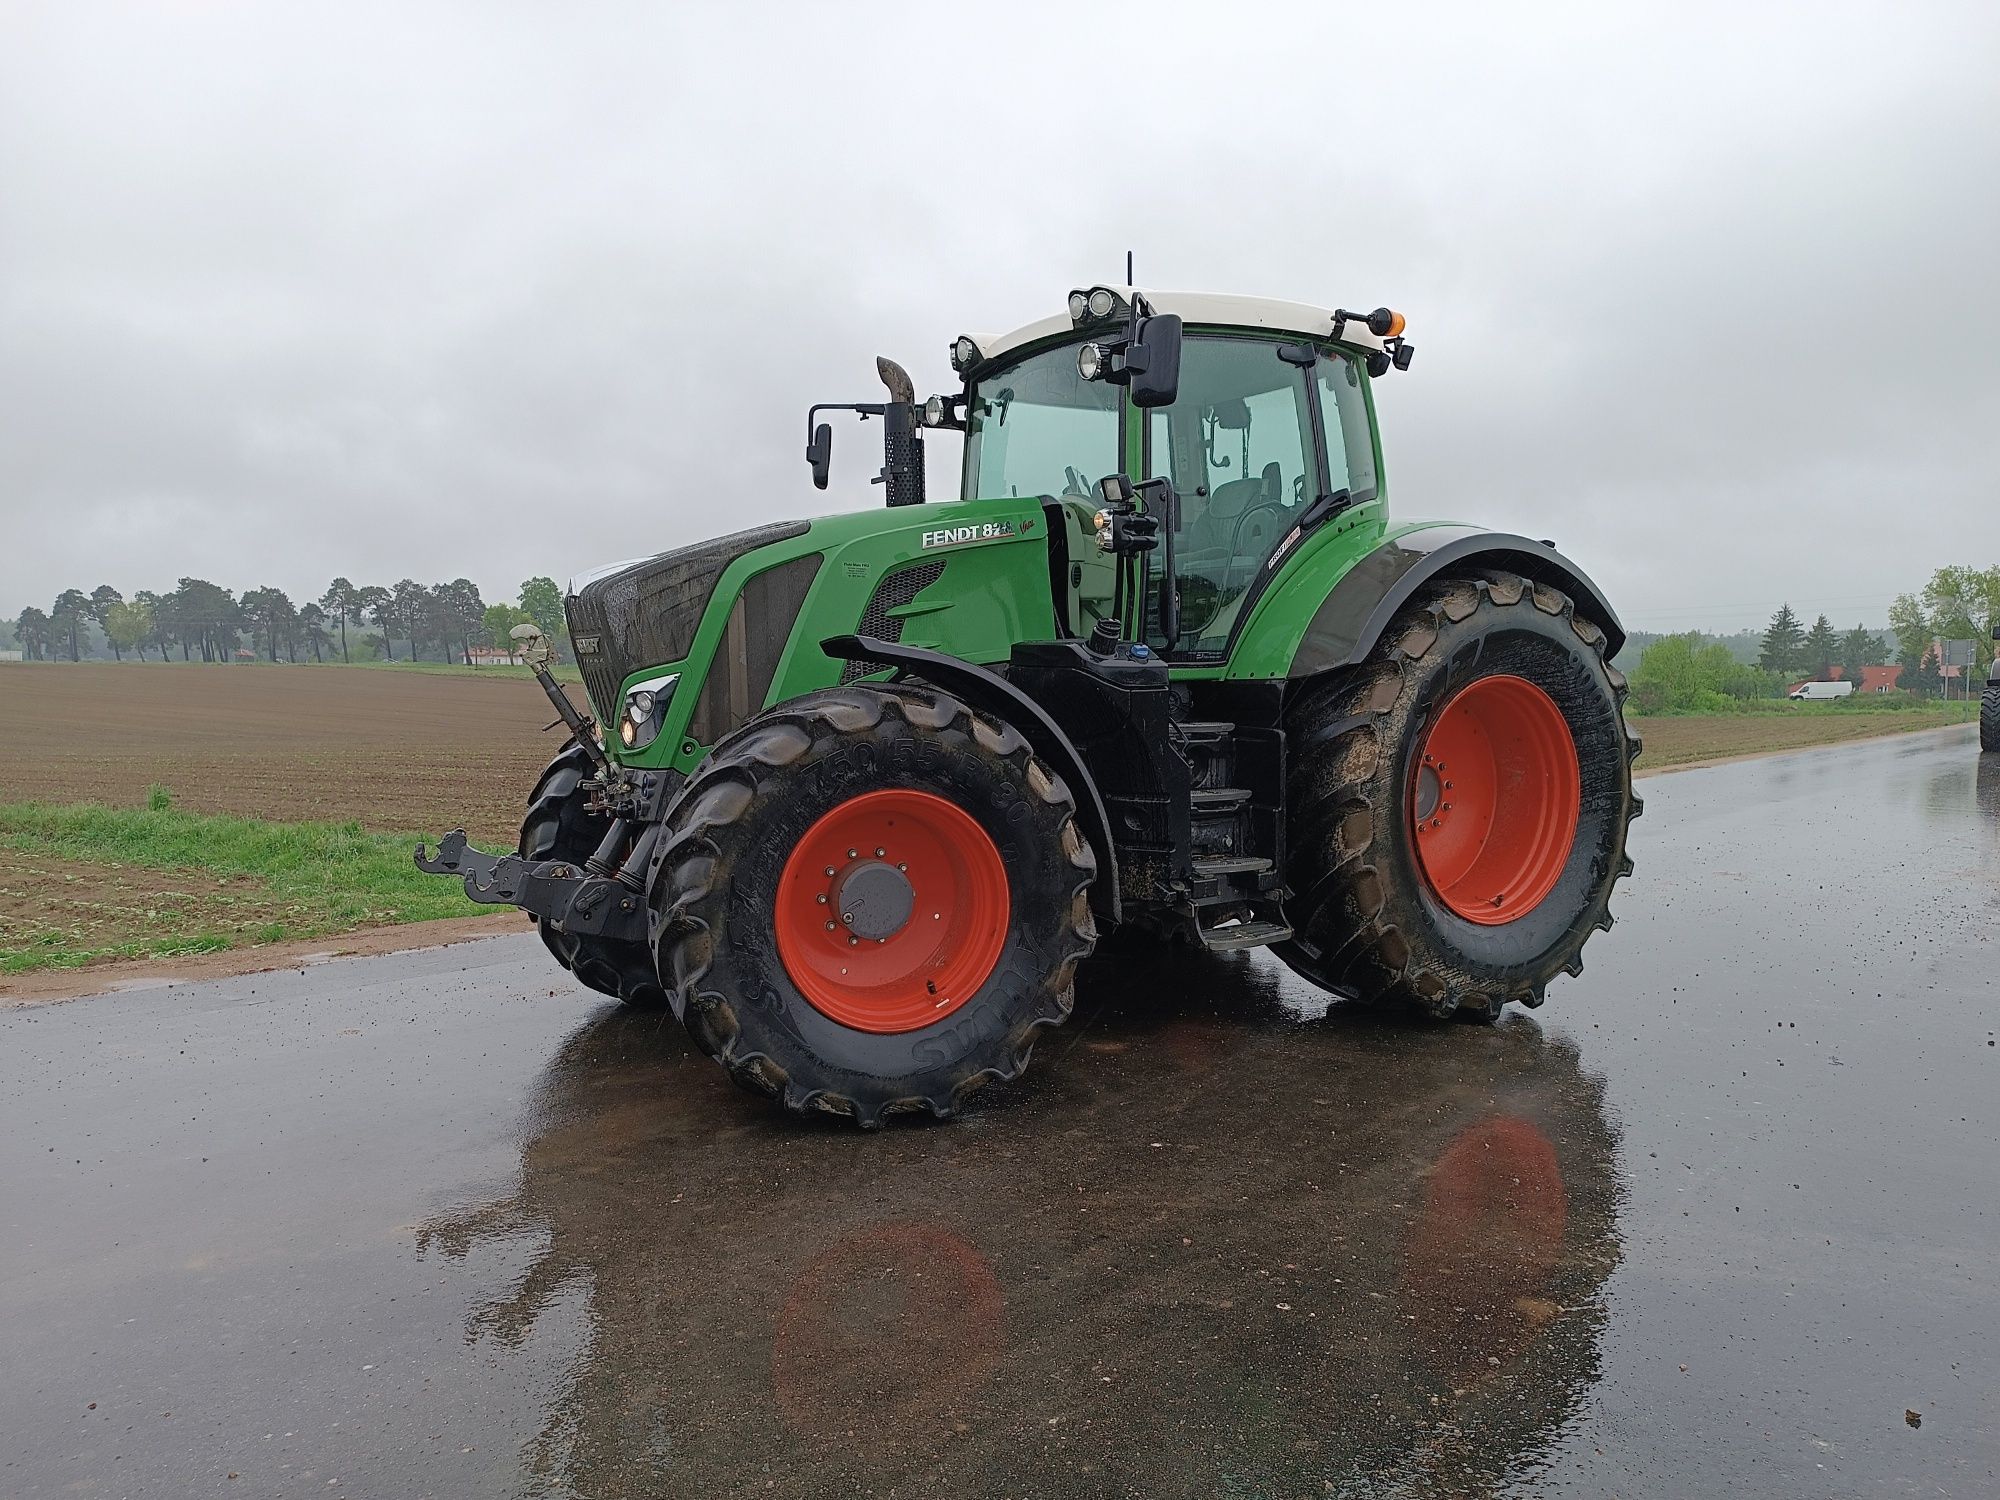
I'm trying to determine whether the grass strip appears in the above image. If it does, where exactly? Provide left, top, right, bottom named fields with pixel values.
left=0, top=800, right=480, bottom=974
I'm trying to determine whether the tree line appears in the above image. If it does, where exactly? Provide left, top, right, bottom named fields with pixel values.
left=10, top=577, right=571, bottom=665
left=1633, top=563, right=1997, bottom=713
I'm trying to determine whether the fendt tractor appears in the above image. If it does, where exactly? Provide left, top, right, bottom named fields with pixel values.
left=418, top=286, right=1642, bottom=1125
left=1984, top=625, right=1999, bottom=752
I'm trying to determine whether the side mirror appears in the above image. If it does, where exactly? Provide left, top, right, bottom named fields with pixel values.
left=807, top=423, right=833, bottom=490
left=1125, top=313, right=1182, bottom=409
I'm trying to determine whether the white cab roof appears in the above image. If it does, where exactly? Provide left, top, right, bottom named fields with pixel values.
left=965, top=289, right=1393, bottom=368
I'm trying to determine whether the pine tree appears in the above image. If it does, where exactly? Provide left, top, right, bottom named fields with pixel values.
left=1759, top=603, right=1807, bottom=675
left=1803, top=614, right=1838, bottom=680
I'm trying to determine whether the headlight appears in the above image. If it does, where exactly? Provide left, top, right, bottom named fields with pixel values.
left=1067, top=290, right=1088, bottom=321
left=950, top=335, right=980, bottom=372
left=923, top=394, right=947, bottom=427
left=616, top=673, right=677, bottom=753
left=1086, top=286, right=1118, bottom=319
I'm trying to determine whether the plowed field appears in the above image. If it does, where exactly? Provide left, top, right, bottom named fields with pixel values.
left=0, top=664, right=564, bottom=844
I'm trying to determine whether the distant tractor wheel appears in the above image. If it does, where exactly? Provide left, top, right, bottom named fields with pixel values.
left=649, top=683, right=1098, bottom=1126
left=519, top=742, right=669, bottom=1010
left=1983, top=685, right=1999, bottom=753
left=1275, top=572, right=1641, bottom=1020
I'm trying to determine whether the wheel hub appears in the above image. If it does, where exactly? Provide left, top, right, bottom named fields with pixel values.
left=830, top=859, right=915, bottom=941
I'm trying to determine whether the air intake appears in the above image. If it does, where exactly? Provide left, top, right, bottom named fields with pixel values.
left=684, top=553, right=824, bottom=746
left=840, top=561, right=946, bottom=683
left=565, top=520, right=809, bottom=719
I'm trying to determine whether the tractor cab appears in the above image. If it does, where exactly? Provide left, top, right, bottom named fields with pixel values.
left=950, top=289, right=1406, bottom=663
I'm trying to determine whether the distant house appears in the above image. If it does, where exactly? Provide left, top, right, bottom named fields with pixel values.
left=0, top=649, right=22, bottom=663
left=233, top=648, right=257, bottom=662
left=1839, top=664, right=1903, bottom=694
left=466, top=647, right=518, bottom=667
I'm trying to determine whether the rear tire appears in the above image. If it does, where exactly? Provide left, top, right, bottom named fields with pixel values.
left=1982, top=686, right=1999, bottom=753
left=649, top=684, right=1098, bottom=1126
left=519, top=742, right=669, bottom=1010
left=1273, top=572, right=1641, bottom=1019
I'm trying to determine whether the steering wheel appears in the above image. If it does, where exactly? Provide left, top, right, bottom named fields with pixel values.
left=1064, top=464, right=1092, bottom=499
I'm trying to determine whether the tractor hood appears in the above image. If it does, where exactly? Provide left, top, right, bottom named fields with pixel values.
left=565, top=520, right=810, bottom=720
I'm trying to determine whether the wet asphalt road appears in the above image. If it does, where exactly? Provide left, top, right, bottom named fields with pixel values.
left=3, top=728, right=1996, bottom=1499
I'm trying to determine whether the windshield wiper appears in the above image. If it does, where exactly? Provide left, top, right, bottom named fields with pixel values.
left=1297, top=487, right=1353, bottom=532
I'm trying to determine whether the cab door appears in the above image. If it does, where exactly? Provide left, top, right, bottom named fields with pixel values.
left=1142, top=336, right=1325, bottom=659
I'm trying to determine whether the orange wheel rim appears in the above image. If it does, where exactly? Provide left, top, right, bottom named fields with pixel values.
left=775, top=789, right=1009, bottom=1033
left=1411, top=675, right=1580, bottom=925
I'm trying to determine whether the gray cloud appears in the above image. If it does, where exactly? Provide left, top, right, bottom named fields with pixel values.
left=3, top=1, right=1995, bottom=634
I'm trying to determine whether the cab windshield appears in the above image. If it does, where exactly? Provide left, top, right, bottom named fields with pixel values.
left=963, top=342, right=1120, bottom=504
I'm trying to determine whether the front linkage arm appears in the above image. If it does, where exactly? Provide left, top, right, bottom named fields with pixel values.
left=414, top=829, right=650, bottom=942
left=411, top=622, right=661, bottom=941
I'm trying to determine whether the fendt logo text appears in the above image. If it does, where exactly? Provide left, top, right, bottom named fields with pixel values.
left=921, top=521, right=1018, bottom=549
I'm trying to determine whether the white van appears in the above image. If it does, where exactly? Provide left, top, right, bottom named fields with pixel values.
left=1790, top=680, right=1855, bottom=701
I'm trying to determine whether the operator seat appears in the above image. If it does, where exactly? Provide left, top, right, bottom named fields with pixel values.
left=1187, top=461, right=1281, bottom=558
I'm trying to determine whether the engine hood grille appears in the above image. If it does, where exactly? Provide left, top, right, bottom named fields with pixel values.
left=565, top=520, right=810, bottom=720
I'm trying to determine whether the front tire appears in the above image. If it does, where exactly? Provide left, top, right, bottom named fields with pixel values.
left=1982, top=686, right=1999, bottom=753
left=649, top=684, right=1097, bottom=1126
left=1274, top=572, right=1641, bottom=1019
left=519, top=742, right=669, bottom=1010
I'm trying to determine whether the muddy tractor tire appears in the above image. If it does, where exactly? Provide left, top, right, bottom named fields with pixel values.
left=1982, top=685, right=1999, bottom=753
left=519, top=742, right=670, bottom=1010
left=1274, top=571, right=1641, bottom=1020
left=648, top=683, right=1098, bottom=1127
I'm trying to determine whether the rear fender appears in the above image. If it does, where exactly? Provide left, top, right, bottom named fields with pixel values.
left=1286, top=528, right=1625, bottom=681
left=821, top=634, right=1120, bottom=923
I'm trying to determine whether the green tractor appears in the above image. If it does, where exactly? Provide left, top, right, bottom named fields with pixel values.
left=419, top=286, right=1641, bottom=1124
left=1983, top=625, right=2000, bottom=752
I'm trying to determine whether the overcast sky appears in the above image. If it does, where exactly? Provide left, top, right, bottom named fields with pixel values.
left=3, top=1, right=1995, bottom=636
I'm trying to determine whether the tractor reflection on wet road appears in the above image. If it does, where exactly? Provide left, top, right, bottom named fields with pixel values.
left=418, top=949, right=1622, bottom=1496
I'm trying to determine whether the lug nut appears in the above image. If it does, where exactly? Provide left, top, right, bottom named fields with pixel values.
left=824, top=866, right=835, bottom=877
left=815, top=893, right=827, bottom=904
left=824, top=920, right=835, bottom=931
left=874, top=847, right=885, bottom=857
left=847, top=848, right=858, bottom=859
left=841, top=913, right=853, bottom=924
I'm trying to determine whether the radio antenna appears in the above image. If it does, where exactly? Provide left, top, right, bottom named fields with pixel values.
left=1126, top=249, right=1134, bottom=286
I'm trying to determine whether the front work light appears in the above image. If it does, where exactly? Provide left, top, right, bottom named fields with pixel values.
left=950, top=335, right=981, bottom=373
left=1076, top=343, right=1106, bottom=382
left=1086, top=287, right=1119, bottom=319
left=618, top=673, right=678, bottom=753
left=1067, top=290, right=1089, bottom=321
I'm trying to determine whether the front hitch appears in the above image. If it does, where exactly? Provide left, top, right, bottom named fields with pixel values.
left=415, top=829, right=648, bottom=942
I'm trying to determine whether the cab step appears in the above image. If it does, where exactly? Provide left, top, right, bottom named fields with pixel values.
left=1198, top=918, right=1293, bottom=952
left=1176, top=719, right=1236, bottom=743
left=1192, top=854, right=1272, bottom=877
left=1189, top=786, right=1251, bottom=811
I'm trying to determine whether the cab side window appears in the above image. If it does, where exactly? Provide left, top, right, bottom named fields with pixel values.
left=1316, top=352, right=1378, bottom=500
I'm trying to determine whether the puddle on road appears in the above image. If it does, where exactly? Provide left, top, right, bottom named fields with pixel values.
left=418, top=950, right=1623, bottom=1497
